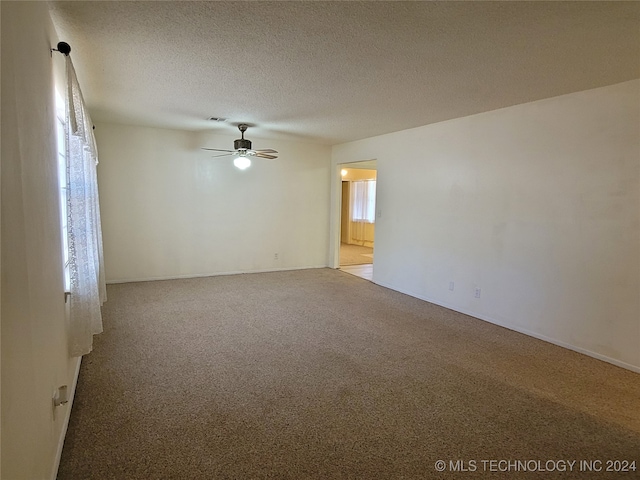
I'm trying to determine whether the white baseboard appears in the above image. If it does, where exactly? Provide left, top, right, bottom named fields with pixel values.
left=373, top=280, right=640, bottom=375
left=51, top=355, right=82, bottom=480
left=106, top=265, right=329, bottom=284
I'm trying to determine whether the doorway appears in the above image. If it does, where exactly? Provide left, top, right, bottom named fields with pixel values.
left=338, top=161, right=377, bottom=281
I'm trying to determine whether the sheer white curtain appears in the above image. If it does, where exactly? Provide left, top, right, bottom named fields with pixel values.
left=65, top=56, right=106, bottom=356
left=350, top=180, right=376, bottom=245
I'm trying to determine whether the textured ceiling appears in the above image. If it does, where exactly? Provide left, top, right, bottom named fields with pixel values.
left=49, top=1, right=640, bottom=145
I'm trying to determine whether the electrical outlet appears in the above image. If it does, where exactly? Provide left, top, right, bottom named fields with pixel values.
left=274, top=253, right=279, bottom=260
left=475, top=288, right=481, bottom=298
left=449, top=281, right=454, bottom=291
left=53, top=385, right=69, bottom=407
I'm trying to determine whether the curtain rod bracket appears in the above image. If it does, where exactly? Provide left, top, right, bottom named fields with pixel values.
left=52, top=42, right=71, bottom=57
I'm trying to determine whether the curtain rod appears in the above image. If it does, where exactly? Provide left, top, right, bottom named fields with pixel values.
left=51, top=41, right=71, bottom=56
left=51, top=41, right=96, bottom=131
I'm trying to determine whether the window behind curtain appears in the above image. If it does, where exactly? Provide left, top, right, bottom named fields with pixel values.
left=350, top=180, right=376, bottom=223
left=55, top=92, right=71, bottom=291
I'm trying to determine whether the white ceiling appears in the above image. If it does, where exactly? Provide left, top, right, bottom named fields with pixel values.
left=49, top=1, right=640, bottom=145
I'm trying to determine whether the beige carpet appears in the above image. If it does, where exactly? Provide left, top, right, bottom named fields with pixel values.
left=340, top=243, right=373, bottom=265
left=58, top=268, right=640, bottom=479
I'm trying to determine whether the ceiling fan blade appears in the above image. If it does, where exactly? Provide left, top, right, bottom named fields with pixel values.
left=255, top=149, right=278, bottom=154
left=208, top=152, right=234, bottom=158
left=202, top=147, right=235, bottom=153
left=255, top=153, right=278, bottom=160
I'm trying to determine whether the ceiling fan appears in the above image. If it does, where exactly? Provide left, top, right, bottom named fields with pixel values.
left=202, top=124, right=278, bottom=170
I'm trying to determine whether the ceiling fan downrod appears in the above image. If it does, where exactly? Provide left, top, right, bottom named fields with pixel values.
left=234, top=124, right=252, bottom=150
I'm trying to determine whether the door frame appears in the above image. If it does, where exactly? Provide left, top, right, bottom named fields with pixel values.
left=330, top=160, right=377, bottom=269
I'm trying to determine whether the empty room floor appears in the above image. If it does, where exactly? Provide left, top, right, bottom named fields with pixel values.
left=58, top=269, right=640, bottom=479
left=339, top=263, right=373, bottom=281
left=339, top=243, right=373, bottom=266
left=339, top=243, right=373, bottom=281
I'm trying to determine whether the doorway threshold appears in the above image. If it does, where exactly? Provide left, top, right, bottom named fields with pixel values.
left=339, top=264, right=373, bottom=281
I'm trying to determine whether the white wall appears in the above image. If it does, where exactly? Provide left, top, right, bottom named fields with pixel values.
left=95, top=123, right=331, bottom=282
left=332, top=80, right=640, bottom=372
left=1, top=2, right=80, bottom=479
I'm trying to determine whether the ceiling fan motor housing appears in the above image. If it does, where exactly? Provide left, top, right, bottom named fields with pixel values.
left=234, top=138, right=252, bottom=150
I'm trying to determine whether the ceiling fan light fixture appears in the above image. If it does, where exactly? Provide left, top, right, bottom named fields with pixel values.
left=233, top=155, right=251, bottom=170
left=201, top=124, right=278, bottom=166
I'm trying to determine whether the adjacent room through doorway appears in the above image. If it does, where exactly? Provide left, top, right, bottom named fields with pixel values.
left=338, top=161, right=377, bottom=281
